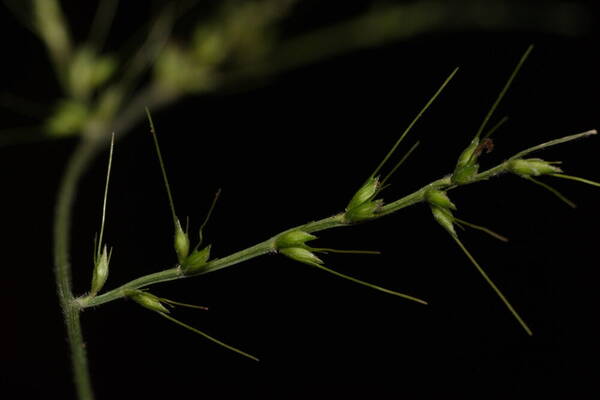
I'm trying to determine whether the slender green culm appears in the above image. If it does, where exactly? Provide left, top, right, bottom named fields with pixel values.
left=453, top=217, right=509, bottom=242
left=481, top=116, right=509, bottom=141
left=525, top=176, right=577, bottom=208
left=451, top=235, right=533, bottom=336
left=551, top=173, right=600, bottom=187
left=96, top=132, right=115, bottom=261
left=369, top=67, right=459, bottom=180
left=473, top=45, right=533, bottom=141
left=307, top=261, right=427, bottom=305
left=145, top=107, right=178, bottom=225
left=157, top=312, right=259, bottom=361
left=157, top=297, right=209, bottom=310
left=197, top=188, right=221, bottom=249
left=380, top=141, right=420, bottom=188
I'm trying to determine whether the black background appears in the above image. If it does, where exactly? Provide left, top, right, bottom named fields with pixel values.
left=1, top=1, right=599, bottom=398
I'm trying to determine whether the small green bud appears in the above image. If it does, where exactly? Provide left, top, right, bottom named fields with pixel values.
left=456, top=138, right=479, bottom=169
left=346, top=177, right=380, bottom=211
left=425, top=189, right=456, bottom=211
left=275, top=231, right=317, bottom=249
left=431, top=205, right=456, bottom=237
left=90, top=245, right=109, bottom=295
left=154, top=44, right=215, bottom=94
left=452, top=138, right=481, bottom=185
left=126, top=290, right=170, bottom=314
left=183, top=245, right=212, bottom=274
left=174, top=218, right=190, bottom=264
left=192, top=26, right=228, bottom=66
left=46, top=100, right=89, bottom=137
left=280, top=247, right=324, bottom=266
left=506, top=158, right=562, bottom=177
left=345, top=199, right=383, bottom=223
left=452, top=163, right=480, bottom=185
left=68, top=47, right=116, bottom=99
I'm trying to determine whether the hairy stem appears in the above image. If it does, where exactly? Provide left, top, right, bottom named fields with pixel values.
left=55, top=137, right=104, bottom=400
left=55, top=82, right=179, bottom=400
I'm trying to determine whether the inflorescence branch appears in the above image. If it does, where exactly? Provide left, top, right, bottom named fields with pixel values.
left=80, top=128, right=597, bottom=311
left=77, top=44, right=599, bottom=359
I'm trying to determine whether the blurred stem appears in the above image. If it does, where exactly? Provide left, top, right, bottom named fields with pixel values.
left=32, top=0, right=72, bottom=90
left=231, top=0, right=590, bottom=81
left=89, top=0, right=119, bottom=49
left=119, top=5, right=174, bottom=93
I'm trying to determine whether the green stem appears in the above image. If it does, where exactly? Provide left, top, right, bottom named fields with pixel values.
left=85, top=214, right=348, bottom=307
left=54, top=84, right=179, bottom=400
left=379, top=176, right=452, bottom=216
left=80, top=172, right=498, bottom=309
left=55, top=138, right=104, bottom=400
left=81, top=129, right=595, bottom=310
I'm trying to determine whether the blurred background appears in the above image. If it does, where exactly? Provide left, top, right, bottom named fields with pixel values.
left=1, top=0, right=599, bottom=398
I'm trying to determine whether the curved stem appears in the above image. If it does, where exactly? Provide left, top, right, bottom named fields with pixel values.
left=54, top=137, right=104, bottom=400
